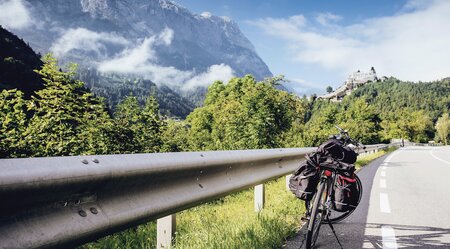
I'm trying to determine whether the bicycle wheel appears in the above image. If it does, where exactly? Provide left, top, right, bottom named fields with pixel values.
left=325, top=174, right=363, bottom=224
left=306, top=179, right=327, bottom=249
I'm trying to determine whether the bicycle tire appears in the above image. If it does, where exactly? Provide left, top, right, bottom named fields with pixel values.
left=324, top=174, right=363, bottom=224
left=306, top=179, right=327, bottom=249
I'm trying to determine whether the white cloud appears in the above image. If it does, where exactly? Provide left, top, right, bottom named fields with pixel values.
left=200, top=12, right=212, bottom=18
left=98, top=28, right=234, bottom=88
left=0, top=0, right=32, bottom=29
left=183, top=64, right=234, bottom=90
left=157, top=27, right=174, bottom=45
left=50, top=28, right=130, bottom=58
left=315, top=12, right=342, bottom=26
left=248, top=15, right=306, bottom=36
left=250, top=0, right=450, bottom=82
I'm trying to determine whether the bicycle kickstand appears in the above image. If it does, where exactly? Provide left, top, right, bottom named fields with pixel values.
left=325, top=214, right=344, bottom=249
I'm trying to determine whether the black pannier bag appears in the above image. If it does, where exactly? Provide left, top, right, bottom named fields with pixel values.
left=341, top=146, right=357, bottom=164
left=289, top=162, right=320, bottom=201
left=318, top=138, right=357, bottom=164
left=332, top=174, right=360, bottom=212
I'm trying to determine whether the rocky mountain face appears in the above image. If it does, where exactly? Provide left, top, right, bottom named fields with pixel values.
left=10, top=0, right=272, bottom=117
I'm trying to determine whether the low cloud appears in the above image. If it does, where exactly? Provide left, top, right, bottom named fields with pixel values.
left=97, top=28, right=234, bottom=88
left=183, top=64, right=234, bottom=90
left=0, top=0, right=32, bottom=29
left=50, top=28, right=130, bottom=58
left=250, top=0, right=450, bottom=82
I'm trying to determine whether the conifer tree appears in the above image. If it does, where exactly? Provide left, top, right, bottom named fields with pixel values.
left=25, top=54, right=112, bottom=156
left=0, top=89, right=29, bottom=157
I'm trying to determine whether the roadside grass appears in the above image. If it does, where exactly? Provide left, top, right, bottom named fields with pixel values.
left=81, top=147, right=396, bottom=249
left=81, top=178, right=304, bottom=249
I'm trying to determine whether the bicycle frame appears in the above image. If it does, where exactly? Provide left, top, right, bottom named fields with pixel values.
left=319, top=168, right=338, bottom=217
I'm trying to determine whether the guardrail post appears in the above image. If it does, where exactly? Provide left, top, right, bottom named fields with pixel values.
left=254, top=184, right=265, bottom=211
left=157, top=214, right=176, bottom=249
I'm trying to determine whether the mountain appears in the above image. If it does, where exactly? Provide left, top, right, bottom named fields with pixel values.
left=78, top=69, right=195, bottom=117
left=0, top=25, right=44, bottom=97
left=9, top=0, right=272, bottom=116
left=0, top=26, right=194, bottom=117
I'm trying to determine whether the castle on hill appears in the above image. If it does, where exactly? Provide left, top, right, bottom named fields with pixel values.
left=319, top=67, right=384, bottom=101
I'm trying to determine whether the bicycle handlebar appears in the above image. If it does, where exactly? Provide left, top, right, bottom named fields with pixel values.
left=334, top=125, right=365, bottom=150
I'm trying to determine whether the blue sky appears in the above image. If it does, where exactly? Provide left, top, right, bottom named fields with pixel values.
left=175, top=0, right=450, bottom=95
left=1, top=0, right=449, bottom=95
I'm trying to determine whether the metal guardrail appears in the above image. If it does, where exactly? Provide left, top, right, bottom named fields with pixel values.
left=0, top=145, right=391, bottom=249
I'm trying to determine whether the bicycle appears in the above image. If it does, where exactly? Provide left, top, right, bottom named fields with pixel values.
left=304, top=126, right=364, bottom=249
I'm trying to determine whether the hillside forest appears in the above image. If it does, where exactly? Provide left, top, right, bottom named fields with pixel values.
left=1, top=51, right=450, bottom=158
left=1, top=25, right=450, bottom=158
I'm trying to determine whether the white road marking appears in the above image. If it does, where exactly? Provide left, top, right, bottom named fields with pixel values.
left=380, top=179, right=386, bottom=188
left=381, top=226, right=398, bottom=249
left=380, top=193, right=391, bottom=213
left=381, top=171, right=386, bottom=177
left=430, top=150, right=450, bottom=165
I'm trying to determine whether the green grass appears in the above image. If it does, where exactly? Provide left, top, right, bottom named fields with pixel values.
left=81, top=178, right=305, bottom=249
left=81, top=147, right=397, bottom=249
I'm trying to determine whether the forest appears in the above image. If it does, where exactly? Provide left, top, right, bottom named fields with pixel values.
left=1, top=52, right=449, bottom=158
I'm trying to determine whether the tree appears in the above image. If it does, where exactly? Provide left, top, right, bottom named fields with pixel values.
left=435, top=113, right=449, bottom=145
left=326, top=86, right=333, bottom=93
left=113, top=95, right=164, bottom=153
left=338, top=98, right=380, bottom=144
left=161, top=119, right=189, bottom=152
left=140, top=96, right=164, bottom=153
left=0, top=89, right=29, bottom=157
left=25, top=54, right=113, bottom=156
left=379, top=109, right=433, bottom=143
left=301, top=103, right=340, bottom=146
left=187, top=75, right=306, bottom=150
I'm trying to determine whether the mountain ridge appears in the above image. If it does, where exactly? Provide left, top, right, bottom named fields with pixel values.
left=8, top=0, right=272, bottom=117
left=13, top=0, right=272, bottom=81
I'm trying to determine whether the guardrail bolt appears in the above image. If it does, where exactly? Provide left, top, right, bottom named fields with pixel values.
left=90, top=207, right=98, bottom=214
left=92, top=159, right=99, bottom=163
left=81, top=159, right=89, bottom=165
left=78, top=210, right=87, bottom=217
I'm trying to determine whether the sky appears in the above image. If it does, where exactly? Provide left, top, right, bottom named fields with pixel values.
left=1, top=0, right=449, bottom=96
left=175, top=0, right=450, bottom=95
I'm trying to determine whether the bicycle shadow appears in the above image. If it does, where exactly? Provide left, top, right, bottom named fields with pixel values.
left=363, top=223, right=450, bottom=249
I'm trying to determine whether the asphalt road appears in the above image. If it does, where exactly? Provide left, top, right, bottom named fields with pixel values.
left=285, top=146, right=450, bottom=249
